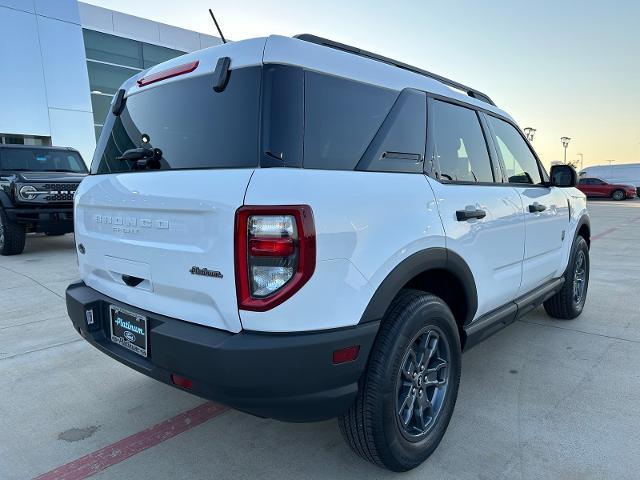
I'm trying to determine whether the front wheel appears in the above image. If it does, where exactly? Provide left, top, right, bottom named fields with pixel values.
left=339, top=290, right=461, bottom=471
left=0, top=208, right=26, bottom=256
left=544, top=236, right=589, bottom=319
left=612, top=189, right=625, bottom=201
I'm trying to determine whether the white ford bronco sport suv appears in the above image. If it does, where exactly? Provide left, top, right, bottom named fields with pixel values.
left=66, top=34, right=590, bottom=471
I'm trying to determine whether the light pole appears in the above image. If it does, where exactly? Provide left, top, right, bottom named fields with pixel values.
left=576, top=153, right=584, bottom=170
left=605, top=159, right=615, bottom=176
left=561, top=137, right=571, bottom=164
left=523, top=127, right=537, bottom=142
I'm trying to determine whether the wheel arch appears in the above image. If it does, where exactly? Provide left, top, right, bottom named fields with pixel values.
left=0, top=191, right=13, bottom=209
left=359, top=248, right=478, bottom=336
left=576, top=214, right=591, bottom=248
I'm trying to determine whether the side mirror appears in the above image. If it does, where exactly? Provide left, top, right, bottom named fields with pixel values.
left=550, top=164, right=577, bottom=187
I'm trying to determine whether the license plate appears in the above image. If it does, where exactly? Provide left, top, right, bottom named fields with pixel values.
left=109, top=305, right=148, bottom=357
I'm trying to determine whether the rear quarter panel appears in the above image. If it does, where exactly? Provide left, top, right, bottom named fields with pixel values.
left=241, top=169, right=445, bottom=332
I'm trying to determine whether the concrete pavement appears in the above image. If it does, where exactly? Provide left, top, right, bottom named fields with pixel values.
left=1, top=200, right=639, bottom=480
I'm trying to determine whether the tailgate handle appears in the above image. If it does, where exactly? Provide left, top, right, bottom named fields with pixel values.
left=122, top=274, right=144, bottom=287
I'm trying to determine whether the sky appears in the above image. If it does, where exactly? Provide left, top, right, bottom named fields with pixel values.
left=83, top=0, right=640, bottom=169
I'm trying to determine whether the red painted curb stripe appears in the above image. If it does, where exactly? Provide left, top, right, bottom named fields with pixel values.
left=591, top=226, right=619, bottom=241
left=35, top=402, right=228, bottom=480
left=592, top=215, right=640, bottom=241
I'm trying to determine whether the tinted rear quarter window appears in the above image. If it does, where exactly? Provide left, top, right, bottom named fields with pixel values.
left=303, top=72, right=397, bottom=170
left=357, top=88, right=426, bottom=173
left=92, top=67, right=262, bottom=174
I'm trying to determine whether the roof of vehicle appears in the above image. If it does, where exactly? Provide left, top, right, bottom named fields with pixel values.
left=0, top=144, right=81, bottom=153
left=294, top=34, right=496, bottom=106
left=581, top=163, right=640, bottom=170
left=126, top=35, right=514, bottom=122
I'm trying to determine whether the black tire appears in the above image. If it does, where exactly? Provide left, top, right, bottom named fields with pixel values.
left=339, top=290, right=461, bottom=472
left=612, top=189, right=625, bottom=201
left=543, top=236, right=589, bottom=319
left=0, top=208, right=26, bottom=256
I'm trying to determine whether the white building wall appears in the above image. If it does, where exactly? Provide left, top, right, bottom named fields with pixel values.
left=0, top=0, right=95, bottom=163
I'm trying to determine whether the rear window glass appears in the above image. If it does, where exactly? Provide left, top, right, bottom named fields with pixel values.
left=303, top=71, right=397, bottom=170
left=92, top=67, right=262, bottom=174
left=0, top=149, right=87, bottom=173
left=431, top=100, right=494, bottom=183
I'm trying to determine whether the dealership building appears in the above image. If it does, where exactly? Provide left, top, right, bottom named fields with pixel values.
left=0, top=0, right=221, bottom=164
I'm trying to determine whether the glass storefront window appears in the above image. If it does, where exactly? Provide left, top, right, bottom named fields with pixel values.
left=143, top=43, right=185, bottom=69
left=83, top=29, right=187, bottom=139
left=0, top=134, right=51, bottom=146
left=90, top=93, right=113, bottom=126
left=83, top=30, right=143, bottom=68
left=87, top=61, right=140, bottom=96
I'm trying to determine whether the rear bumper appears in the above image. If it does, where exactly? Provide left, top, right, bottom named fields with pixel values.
left=66, top=282, right=379, bottom=422
left=6, top=206, right=74, bottom=232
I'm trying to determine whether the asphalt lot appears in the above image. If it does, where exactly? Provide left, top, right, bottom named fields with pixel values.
left=1, top=199, right=639, bottom=480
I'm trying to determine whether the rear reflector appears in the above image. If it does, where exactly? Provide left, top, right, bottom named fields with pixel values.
left=137, top=60, right=199, bottom=87
left=332, top=345, right=360, bottom=364
left=249, top=237, right=295, bottom=257
left=170, top=373, right=193, bottom=390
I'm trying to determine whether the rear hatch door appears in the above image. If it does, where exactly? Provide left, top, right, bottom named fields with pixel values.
left=76, top=40, right=266, bottom=333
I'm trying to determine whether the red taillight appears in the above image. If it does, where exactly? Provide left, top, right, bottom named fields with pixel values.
left=137, top=60, right=199, bottom=87
left=170, top=373, right=193, bottom=390
left=333, top=346, right=360, bottom=364
left=235, top=206, right=316, bottom=311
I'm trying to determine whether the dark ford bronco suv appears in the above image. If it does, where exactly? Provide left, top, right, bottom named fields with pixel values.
left=0, top=145, right=87, bottom=255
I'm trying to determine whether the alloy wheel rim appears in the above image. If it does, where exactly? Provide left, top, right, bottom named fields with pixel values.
left=614, top=191, right=624, bottom=200
left=395, top=326, right=450, bottom=440
left=573, top=250, right=587, bottom=305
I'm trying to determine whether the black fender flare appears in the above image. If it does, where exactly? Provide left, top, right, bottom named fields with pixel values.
left=575, top=214, right=591, bottom=246
left=359, top=247, right=478, bottom=326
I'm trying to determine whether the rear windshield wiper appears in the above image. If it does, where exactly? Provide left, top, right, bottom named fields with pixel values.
left=116, top=147, right=162, bottom=170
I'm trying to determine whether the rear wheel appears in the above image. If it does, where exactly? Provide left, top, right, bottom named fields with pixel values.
left=0, top=208, right=26, bottom=256
left=612, top=189, right=625, bottom=201
left=544, top=235, right=589, bottom=319
left=339, top=290, right=461, bottom=471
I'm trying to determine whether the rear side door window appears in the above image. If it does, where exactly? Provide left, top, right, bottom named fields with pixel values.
left=487, top=116, right=543, bottom=185
left=430, top=100, right=494, bottom=183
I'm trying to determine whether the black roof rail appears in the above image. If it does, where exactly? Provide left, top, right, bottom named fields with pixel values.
left=293, top=34, right=496, bottom=107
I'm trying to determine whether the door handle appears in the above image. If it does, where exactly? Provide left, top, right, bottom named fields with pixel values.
left=456, top=209, right=487, bottom=221
left=528, top=203, right=547, bottom=213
